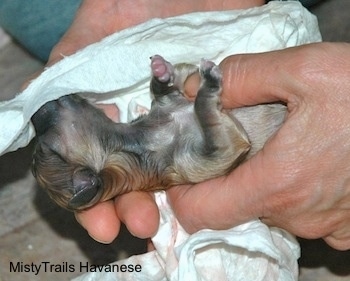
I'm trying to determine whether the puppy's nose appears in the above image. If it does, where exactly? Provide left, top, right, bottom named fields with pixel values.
left=68, top=168, right=102, bottom=209
left=31, top=95, right=85, bottom=137
left=31, top=99, right=60, bottom=137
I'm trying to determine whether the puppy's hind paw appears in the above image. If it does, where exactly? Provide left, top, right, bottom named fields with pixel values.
left=151, top=55, right=174, bottom=84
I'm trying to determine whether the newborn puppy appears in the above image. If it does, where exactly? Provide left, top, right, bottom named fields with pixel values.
left=31, top=55, right=286, bottom=210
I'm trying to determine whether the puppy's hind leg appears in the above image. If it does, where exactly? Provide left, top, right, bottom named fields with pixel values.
left=150, top=55, right=198, bottom=104
left=150, top=55, right=178, bottom=102
left=193, top=60, right=251, bottom=178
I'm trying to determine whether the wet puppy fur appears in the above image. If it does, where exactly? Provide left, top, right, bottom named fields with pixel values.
left=31, top=55, right=286, bottom=211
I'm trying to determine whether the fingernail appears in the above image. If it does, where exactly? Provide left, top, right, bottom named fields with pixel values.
left=87, top=232, right=112, bottom=244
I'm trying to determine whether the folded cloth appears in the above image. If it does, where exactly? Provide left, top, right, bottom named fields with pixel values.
left=73, top=192, right=300, bottom=281
left=0, top=1, right=320, bottom=155
left=0, top=1, right=322, bottom=280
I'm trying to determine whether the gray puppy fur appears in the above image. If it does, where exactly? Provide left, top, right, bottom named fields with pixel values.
left=31, top=55, right=286, bottom=210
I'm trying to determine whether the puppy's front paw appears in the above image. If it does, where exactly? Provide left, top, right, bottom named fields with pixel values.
left=151, top=55, right=174, bottom=84
left=199, top=59, right=222, bottom=89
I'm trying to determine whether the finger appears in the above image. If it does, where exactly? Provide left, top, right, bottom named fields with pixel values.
left=75, top=200, right=121, bottom=243
left=115, top=191, right=159, bottom=239
left=183, top=72, right=200, bottom=101
left=219, top=45, right=312, bottom=108
left=147, top=239, right=155, bottom=252
left=324, top=235, right=350, bottom=251
left=96, top=103, right=120, bottom=122
left=323, top=216, right=350, bottom=250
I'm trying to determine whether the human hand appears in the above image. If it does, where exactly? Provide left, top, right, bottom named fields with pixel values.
left=69, top=0, right=264, bottom=242
left=168, top=42, right=350, bottom=250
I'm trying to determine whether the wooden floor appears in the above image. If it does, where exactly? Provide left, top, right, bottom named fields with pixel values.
left=0, top=1, right=349, bottom=280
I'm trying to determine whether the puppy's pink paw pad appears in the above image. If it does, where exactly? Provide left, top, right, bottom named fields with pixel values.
left=151, top=55, right=173, bottom=83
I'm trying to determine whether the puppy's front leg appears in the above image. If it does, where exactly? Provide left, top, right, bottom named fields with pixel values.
left=191, top=60, right=251, bottom=180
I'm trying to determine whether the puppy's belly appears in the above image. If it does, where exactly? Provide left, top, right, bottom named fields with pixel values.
left=231, top=104, right=286, bottom=157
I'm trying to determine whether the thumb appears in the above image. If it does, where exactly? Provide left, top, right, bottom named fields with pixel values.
left=168, top=47, right=313, bottom=232
left=167, top=153, right=271, bottom=233
left=219, top=46, right=306, bottom=108
left=168, top=131, right=299, bottom=234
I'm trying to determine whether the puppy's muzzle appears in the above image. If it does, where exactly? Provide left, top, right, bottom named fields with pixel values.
left=31, top=95, right=86, bottom=136
left=31, top=95, right=105, bottom=210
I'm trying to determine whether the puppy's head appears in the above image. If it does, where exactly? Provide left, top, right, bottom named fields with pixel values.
left=31, top=94, right=124, bottom=210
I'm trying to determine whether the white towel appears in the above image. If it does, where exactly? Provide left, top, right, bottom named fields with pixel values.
left=0, top=2, right=322, bottom=280
left=73, top=192, right=300, bottom=281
